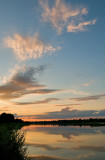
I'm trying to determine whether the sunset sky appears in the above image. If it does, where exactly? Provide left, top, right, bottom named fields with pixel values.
left=0, top=0, right=105, bottom=121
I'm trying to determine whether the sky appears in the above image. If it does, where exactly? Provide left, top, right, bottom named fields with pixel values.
left=0, top=0, right=105, bottom=121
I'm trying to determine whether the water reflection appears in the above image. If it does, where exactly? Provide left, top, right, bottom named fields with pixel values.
left=22, top=125, right=105, bottom=160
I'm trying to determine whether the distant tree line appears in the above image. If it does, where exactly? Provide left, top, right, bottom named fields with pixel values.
left=31, top=118, right=105, bottom=126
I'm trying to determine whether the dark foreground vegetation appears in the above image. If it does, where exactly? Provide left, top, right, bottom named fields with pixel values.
left=0, top=113, right=30, bottom=160
left=0, top=124, right=29, bottom=160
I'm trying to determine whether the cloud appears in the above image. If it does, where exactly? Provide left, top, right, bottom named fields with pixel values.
left=29, top=153, right=94, bottom=160
left=83, top=80, right=94, bottom=87
left=83, top=83, right=90, bottom=87
left=29, top=89, right=64, bottom=95
left=67, top=19, right=96, bottom=32
left=13, top=98, right=60, bottom=105
left=2, top=107, right=9, bottom=109
left=25, top=143, right=62, bottom=151
left=56, top=104, right=80, bottom=107
left=72, top=145, right=105, bottom=152
left=25, top=107, right=105, bottom=120
left=69, top=94, right=105, bottom=101
left=68, top=90, right=89, bottom=95
left=0, top=65, right=63, bottom=100
left=76, top=153, right=95, bottom=160
left=40, top=0, right=96, bottom=34
left=29, top=155, right=67, bottom=160
left=4, top=33, right=60, bottom=61
left=0, top=109, right=9, bottom=112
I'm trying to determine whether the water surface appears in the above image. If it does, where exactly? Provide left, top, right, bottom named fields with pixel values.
left=22, top=125, right=105, bottom=160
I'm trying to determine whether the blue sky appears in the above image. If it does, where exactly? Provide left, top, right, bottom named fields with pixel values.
left=0, top=0, right=105, bottom=120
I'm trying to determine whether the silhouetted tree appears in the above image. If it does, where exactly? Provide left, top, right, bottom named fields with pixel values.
left=0, top=113, right=15, bottom=122
left=0, top=113, right=24, bottom=123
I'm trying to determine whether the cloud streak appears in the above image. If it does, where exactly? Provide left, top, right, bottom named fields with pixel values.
left=68, top=90, right=89, bottom=95
left=56, top=104, right=80, bottom=107
left=4, top=33, right=59, bottom=61
left=69, top=94, right=105, bottom=101
left=0, top=65, right=63, bottom=100
left=25, top=142, right=62, bottom=151
left=40, top=0, right=96, bottom=34
left=30, top=155, right=67, bottom=160
left=13, top=98, right=60, bottom=105
left=72, top=145, right=105, bottom=152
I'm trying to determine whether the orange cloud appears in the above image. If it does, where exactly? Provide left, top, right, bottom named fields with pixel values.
left=4, top=33, right=60, bottom=61
left=67, top=19, right=96, bottom=32
left=40, top=0, right=96, bottom=34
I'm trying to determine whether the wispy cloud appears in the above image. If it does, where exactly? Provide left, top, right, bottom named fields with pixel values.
left=25, top=142, right=62, bottom=151
left=0, top=109, right=9, bottom=112
left=68, top=90, right=89, bottom=95
left=29, top=151, right=94, bottom=160
left=0, top=65, right=63, bottom=100
left=69, top=94, right=105, bottom=101
left=72, top=145, right=105, bottom=152
left=40, top=0, right=96, bottom=34
left=4, top=33, right=60, bottom=61
left=13, top=98, right=60, bottom=105
left=83, top=80, right=94, bottom=87
left=56, top=104, right=80, bottom=107
left=30, top=155, right=67, bottom=160
left=76, top=153, right=95, bottom=160
left=67, top=19, right=96, bottom=32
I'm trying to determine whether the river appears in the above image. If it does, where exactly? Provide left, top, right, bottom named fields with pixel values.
left=22, top=125, right=105, bottom=160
